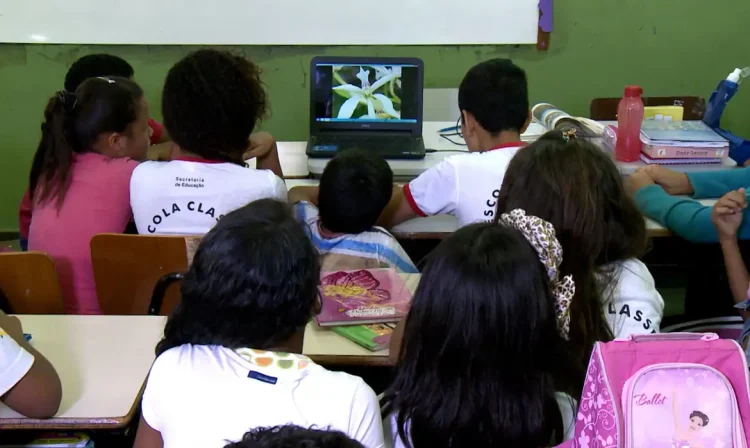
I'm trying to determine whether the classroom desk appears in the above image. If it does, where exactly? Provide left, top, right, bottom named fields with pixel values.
left=0, top=315, right=166, bottom=430
left=248, top=120, right=736, bottom=182
left=302, top=274, right=419, bottom=367
left=303, top=121, right=737, bottom=179
left=246, top=141, right=309, bottom=179
left=286, top=179, right=717, bottom=239
left=0, top=308, right=413, bottom=430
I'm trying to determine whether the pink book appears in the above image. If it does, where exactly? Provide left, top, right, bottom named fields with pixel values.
left=641, top=144, right=728, bottom=159
left=639, top=154, right=723, bottom=165
left=604, top=125, right=728, bottom=160
left=316, top=269, right=413, bottom=326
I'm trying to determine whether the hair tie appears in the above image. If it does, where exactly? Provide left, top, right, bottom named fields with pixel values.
left=562, top=128, right=578, bottom=142
left=96, top=76, right=116, bottom=84
left=56, top=90, right=77, bottom=112
left=498, top=209, right=574, bottom=340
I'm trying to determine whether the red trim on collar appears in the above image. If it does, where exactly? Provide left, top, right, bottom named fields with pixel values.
left=487, top=141, right=525, bottom=152
left=174, top=156, right=226, bottom=164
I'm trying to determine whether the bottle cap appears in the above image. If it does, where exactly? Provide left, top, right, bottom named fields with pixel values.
left=728, top=68, right=742, bottom=83
left=624, top=85, right=643, bottom=97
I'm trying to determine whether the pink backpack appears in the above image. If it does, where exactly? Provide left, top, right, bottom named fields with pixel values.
left=558, top=333, right=750, bottom=448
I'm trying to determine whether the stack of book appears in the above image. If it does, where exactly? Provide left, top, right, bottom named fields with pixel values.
left=315, top=269, right=413, bottom=352
left=605, top=121, right=730, bottom=165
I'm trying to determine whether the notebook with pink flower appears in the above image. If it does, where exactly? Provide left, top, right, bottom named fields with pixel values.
left=316, top=269, right=413, bottom=326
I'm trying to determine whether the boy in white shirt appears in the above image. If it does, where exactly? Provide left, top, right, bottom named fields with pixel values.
left=130, top=50, right=287, bottom=235
left=0, top=310, right=61, bottom=418
left=134, top=199, right=384, bottom=448
left=383, top=59, right=530, bottom=228
left=289, top=151, right=418, bottom=274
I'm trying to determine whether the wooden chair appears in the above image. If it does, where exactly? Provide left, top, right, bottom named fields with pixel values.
left=0, top=252, right=65, bottom=314
left=589, top=96, right=706, bottom=121
left=90, top=234, right=201, bottom=316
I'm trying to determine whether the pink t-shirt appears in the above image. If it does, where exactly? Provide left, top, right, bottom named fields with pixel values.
left=28, top=153, right=139, bottom=314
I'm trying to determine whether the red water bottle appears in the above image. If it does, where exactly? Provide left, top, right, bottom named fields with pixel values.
left=615, top=85, right=644, bottom=162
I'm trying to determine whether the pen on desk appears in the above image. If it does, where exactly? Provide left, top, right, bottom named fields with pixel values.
left=438, top=125, right=461, bottom=133
left=24, top=333, right=31, bottom=341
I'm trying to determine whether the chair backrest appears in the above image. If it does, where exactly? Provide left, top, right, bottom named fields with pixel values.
left=0, top=252, right=65, bottom=314
left=91, top=234, right=201, bottom=315
left=589, top=96, right=706, bottom=121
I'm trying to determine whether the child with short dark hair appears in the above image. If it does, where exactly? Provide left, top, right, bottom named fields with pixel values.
left=496, top=130, right=664, bottom=368
left=384, top=221, right=580, bottom=447
left=27, top=76, right=150, bottom=314
left=383, top=58, right=530, bottom=228
left=64, top=53, right=166, bottom=145
left=225, top=426, right=364, bottom=448
left=65, top=54, right=133, bottom=89
left=134, top=199, right=383, bottom=448
left=289, top=151, right=417, bottom=273
left=129, top=50, right=286, bottom=235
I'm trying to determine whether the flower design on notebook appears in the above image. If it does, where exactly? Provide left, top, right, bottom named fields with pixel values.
left=320, top=270, right=391, bottom=317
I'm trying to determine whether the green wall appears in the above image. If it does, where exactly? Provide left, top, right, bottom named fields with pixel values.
left=1, top=0, right=749, bottom=231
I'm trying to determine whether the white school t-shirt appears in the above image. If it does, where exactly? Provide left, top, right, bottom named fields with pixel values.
left=403, top=143, right=524, bottom=228
left=141, top=345, right=385, bottom=448
left=384, top=392, right=576, bottom=447
left=0, top=326, right=34, bottom=396
left=130, top=159, right=287, bottom=235
left=601, top=258, right=665, bottom=338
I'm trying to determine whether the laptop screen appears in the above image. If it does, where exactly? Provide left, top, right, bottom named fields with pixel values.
left=312, top=62, right=421, bottom=125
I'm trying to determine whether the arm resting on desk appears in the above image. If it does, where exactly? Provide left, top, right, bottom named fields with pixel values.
left=636, top=184, right=750, bottom=242
left=246, top=132, right=284, bottom=179
left=380, top=160, right=459, bottom=228
left=689, top=167, right=750, bottom=199
left=379, top=186, right=419, bottom=229
left=288, top=186, right=320, bottom=206
left=1, top=338, right=62, bottom=419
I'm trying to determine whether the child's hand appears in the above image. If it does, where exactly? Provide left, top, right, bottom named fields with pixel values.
left=625, top=169, right=655, bottom=196
left=644, top=165, right=694, bottom=195
left=0, top=310, right=25, bottom=345
left=244, top=132, right=277, bottom=160
left=712, top=188, right=747, bottom=241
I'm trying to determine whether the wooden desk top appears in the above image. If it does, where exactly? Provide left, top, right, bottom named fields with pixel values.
left=0, top=315, right=167, bottom=430
left=0, top=280, right=421, bottom=430
left=302, top=274, right=420, bottom=367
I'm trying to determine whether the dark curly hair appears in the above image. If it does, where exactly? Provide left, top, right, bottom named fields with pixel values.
left=162, top=49, right=268, bottom=164
left=64, top=54, right=135, bottom=92
left=155, top=199, right=320, bottom=356
left=224, top=426, right=364, bottom=448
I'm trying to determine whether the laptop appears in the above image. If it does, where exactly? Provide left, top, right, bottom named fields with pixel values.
left=306, top=56, right=426, bottom=159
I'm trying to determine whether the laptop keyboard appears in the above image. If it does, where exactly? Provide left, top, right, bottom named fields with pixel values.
left=312, top=136, right=423, bottom=152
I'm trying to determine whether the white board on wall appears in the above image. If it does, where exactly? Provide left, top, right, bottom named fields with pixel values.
left=0, top=0, right=538, bottom=45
